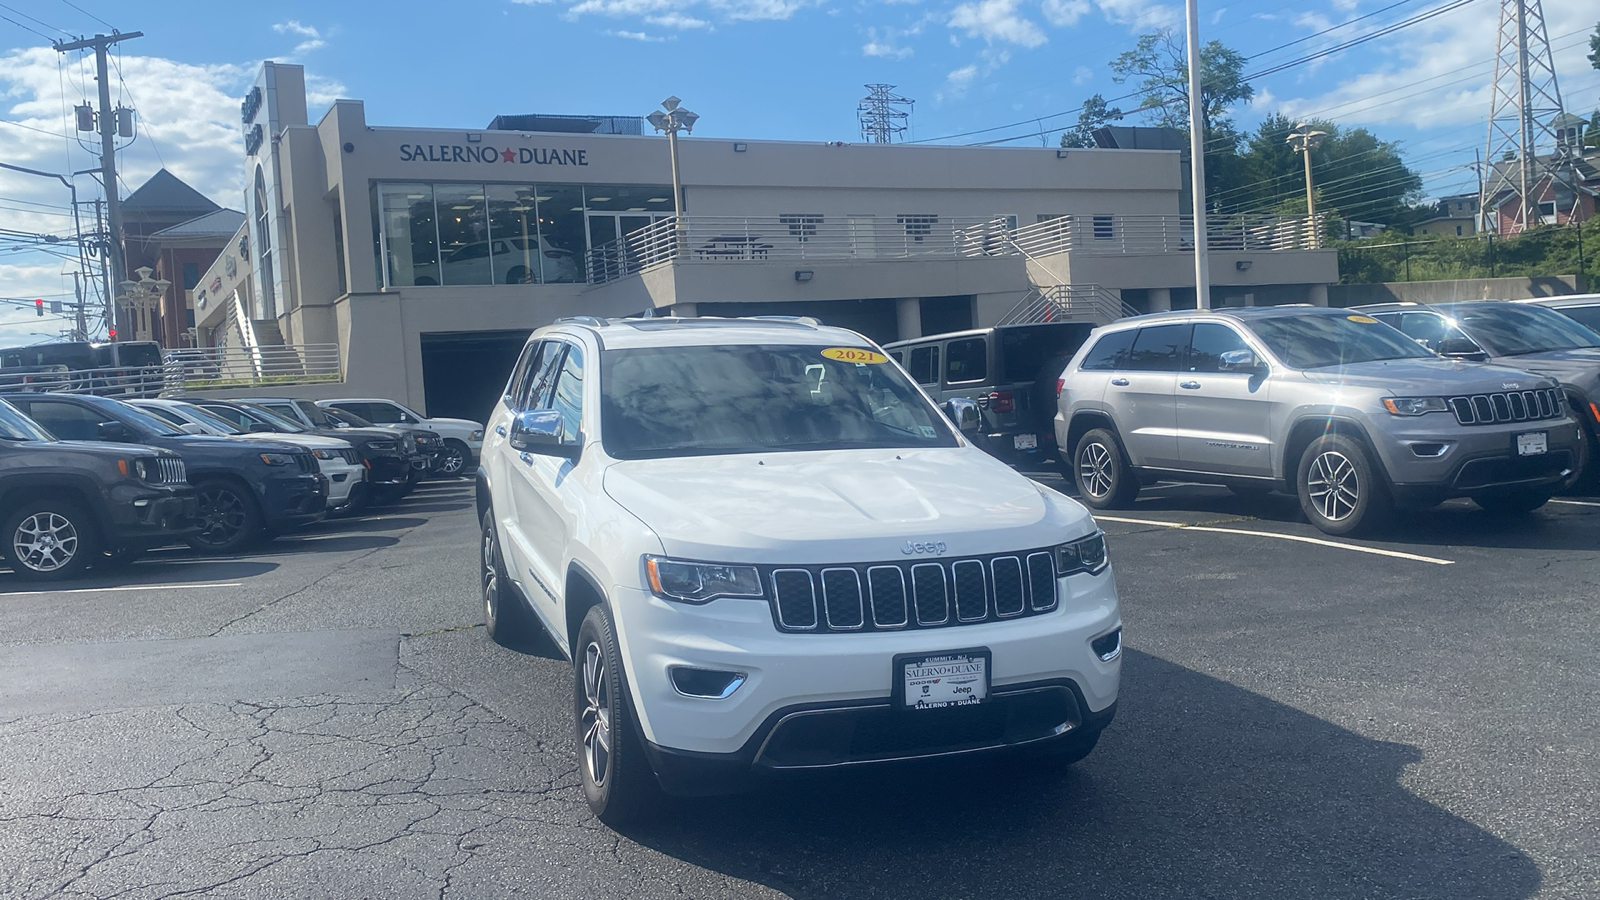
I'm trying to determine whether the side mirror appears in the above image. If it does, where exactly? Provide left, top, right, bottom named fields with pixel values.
left=399, top=413, right=417, bottom=424
left=1437, top=337, right=1488, bottom=360
left=941, top=397, right=981, bottom=434
left=1218, top=348, right=1266, bottom=374
left=178, top=423, right=208, bottom=435
left=509, top=409, right=580, bottom=460
left=96, top=420, right=133, bottom=442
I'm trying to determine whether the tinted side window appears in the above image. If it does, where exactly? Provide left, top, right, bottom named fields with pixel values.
left=1187, top=323, right=1252, bottom=373
left=550, top=345, right=584, bottom=442
left=889, top=351, right=904, bottom=365
left=197, top=404, right=254, bottom=430
left=348, top=402, right=402, bottom=424
left=944, top=338, right=987, bottom=384
left=19, top=400, right=102, bottom=441
left=908, top=346, right=939, bottom=386
left=1128, top=324, right=1190, bottom=372
left=522, top=343, right=567, bottom=410
left=1079, top=330, right=1137, bottom=371
left=1559, top=305, right=1600, bottom=333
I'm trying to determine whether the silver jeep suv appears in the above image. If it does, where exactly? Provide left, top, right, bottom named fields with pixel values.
left=1053, top=306, right=1581, bottom=534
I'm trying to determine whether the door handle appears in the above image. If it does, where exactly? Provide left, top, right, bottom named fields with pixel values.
left=519, top=451, right=534, bottom=466
left=1111, top=378, right=1130, bottom=386
left=1180, top=381, right=1201, bottom=390
left=495, top=425, right=507, bottom=437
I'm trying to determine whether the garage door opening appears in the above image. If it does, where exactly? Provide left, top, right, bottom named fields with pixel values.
left=420, top=330, right=531, bottom=422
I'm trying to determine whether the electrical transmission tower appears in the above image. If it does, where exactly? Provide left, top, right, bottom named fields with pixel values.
left=1480, top=0, right=1564, bottom=234
left=858, top=85, right=913, bottom=144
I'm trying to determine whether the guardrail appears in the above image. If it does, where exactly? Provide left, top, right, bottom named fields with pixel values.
left=1009, top=214, right=1324, bottom=257
left=586, top=215, right=1020, bottom=284
left=0, top=343, right=343, bottom=400
left=997, top=285, right=1139, bottom=326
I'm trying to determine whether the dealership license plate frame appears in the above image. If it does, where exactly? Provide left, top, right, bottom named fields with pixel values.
left=893, top=648, right=992, bottom=711
left=1515, top=431, right=1548, bottom=457
left=1013, top=433, right=1038, bottom=451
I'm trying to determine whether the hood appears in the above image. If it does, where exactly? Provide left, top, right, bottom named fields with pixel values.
left=602, top=446, right=1094, bottom=565
left=1297, top=358, right=1560, bottom=395
left=316, top=427, right=402, bottom=445
left=242, top=432, right=352, bottom=451
left=164, top=434, right=307, bottom=454
left=1483, top=348, right=1600, bottom=391
left=423, top=416, right=483, bottom=431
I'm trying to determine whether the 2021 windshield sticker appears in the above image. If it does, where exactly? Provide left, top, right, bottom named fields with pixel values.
left=820, top=347, right=889, bottom=364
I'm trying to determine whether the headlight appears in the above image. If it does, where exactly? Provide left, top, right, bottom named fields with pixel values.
left=645, top=556, right=764, bottom=604
left=259, top=452, right=295, bottom=466
left=1383, top=397, right=1448, bottom=416
left=468, top=430, right=483, bottom=441
left=1054, top=531, right=1109, bottom=576
left=133, top=458, right=156, bottom=481
left=312, top=448, right=340, bottom=460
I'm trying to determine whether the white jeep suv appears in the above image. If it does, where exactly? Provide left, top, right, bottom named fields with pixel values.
left=317, top=398, right=483, bottom=476
left=476, top=316, right=1122, bottom=823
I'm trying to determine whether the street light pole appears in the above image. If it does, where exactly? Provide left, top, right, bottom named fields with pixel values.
left=1184, top=0, right=1211, bottom=309
left=647, top=96, right=699, bottom=253
left=1287, top=123, right=1328, bottom=249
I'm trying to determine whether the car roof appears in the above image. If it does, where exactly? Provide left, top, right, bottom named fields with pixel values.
left=1523, top=294, right=1600, bottom=309
left=541, top=316, right=876, bottom=350
left=882, top=321, right=1087, bottom=350
left=1092, top=304, right=1337, bottom=332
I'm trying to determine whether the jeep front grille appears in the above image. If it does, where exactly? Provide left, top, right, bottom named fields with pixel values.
left=338, top=448, right=362, bottom=465
left=158, top=457, right=186, bottom=484
left=1449, top=388, right=1563, bottom=426
left=766, top=549, right=1061, bottom=633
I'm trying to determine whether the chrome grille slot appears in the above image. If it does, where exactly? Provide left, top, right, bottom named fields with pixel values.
left=952, top=560, right=988, bottom=622
left=772, top=569, right=817, bottom=629
left=867, top=566, right=908, bottom=628
left=339, top=448, right=363, bottom=465
left=820, top=568, right=864, bottom=630
left=1449, top=389, right=1564, bottom=427
left=1027, top=552, right=1057, bottom=612
left=911, top=564, right=949, bottom=626
left=159, top=458, right=187, bottom=484
left=991, top=557, right=1026, bottom=617
left=1508, top=392, right=1527, bottom=420
left=1491, top=394, right=1511, bottom=421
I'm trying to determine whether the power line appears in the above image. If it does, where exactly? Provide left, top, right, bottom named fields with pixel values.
left=1245, top=0, right=1426, bottom=60
left=0, top=1, right=70, bottom=36
left=0, top=118, right=69, bottom=138
left=56, top=0, right=114, bottom=30
left=0, top=11, right=54, bottom=40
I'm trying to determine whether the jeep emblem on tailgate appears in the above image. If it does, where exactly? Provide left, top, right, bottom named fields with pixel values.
left=902, top=540, right=948, bottom=556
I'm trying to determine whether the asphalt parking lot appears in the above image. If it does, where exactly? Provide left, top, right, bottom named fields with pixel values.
left=1, top=476, right=1596, bottom=899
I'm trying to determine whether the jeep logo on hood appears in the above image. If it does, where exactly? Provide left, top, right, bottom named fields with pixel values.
left=902, top=540, right=948, bottom=556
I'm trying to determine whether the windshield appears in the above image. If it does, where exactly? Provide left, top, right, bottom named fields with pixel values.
left=102, top=399, right=183, bottom=436
left=1437, top=302, right=1600, bottom=356
left=1245, top=313, right=1434, bottom=369
left=289, top=400, right=335, bottom=427
left=0, top=398, right=54, bottom=441
left=171, top=403, right=244, bottom=435
left=600, top=344, right=959, bottom=460
left=239, top=402, right=310, bottom=433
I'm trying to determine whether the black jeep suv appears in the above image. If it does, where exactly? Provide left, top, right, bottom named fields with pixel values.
left=4, top=394, right=327, bottom=553
left=0, top=397, right=196, bottom=580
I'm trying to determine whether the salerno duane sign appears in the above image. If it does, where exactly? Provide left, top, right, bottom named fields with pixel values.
left=400, top=144, right=589, bottom=166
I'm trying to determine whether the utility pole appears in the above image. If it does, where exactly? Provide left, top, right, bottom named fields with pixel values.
left=858, top=85, right=913, bottom=144
left=1482, top=0, right=1563, bottom=234
left=1184, top=0, right=1210, bottom=308
left=72, top=272, right=88, bottom=340
left=94, top=199, right=113, bottom=336
left=1287, top=123, right=1328, bottom=248
left=54, top=31, right=143, bottom=341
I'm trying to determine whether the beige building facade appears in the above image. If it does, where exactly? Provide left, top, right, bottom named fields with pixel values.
left=194, top=63, right=1338, bottom=419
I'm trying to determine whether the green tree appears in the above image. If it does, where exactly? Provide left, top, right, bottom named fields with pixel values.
left=1109, top=30, right=1254, bottom=149
left=1060, top=94, right=1124, bottom=148
left=1589, top=21, right=1599, bottom=70
left=1219, top=114, right=1423, bottom=224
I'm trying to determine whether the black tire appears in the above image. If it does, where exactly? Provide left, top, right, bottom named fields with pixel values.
left=506, top=265, right=531, bottom=285
left=3, top=500, right=98, bottom=581
left=575, top=604, right=660, bottom=825
left=1564, top=414, right=1598, bottom=494
left=1473, top=489, right=1554, bottom=515
left=481, top=509, right=529, bottom=646
left=1073, top=428, right=1140, bottom=509
left=186, top=478, right=264, bottom=553
left=439, top=441, right=469, bottom=477
left=1295, top=433, right=1391, bottom=536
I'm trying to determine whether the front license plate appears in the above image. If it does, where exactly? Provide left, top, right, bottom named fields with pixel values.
left=899, top=650, right=990, bottom=710
left=1516, top=431, right=1548, bottom=456
left=1014, top=433, right=1038, bottom=451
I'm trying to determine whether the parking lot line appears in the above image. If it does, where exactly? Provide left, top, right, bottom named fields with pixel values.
left=1092, top=515, right=1456, bottom=566
left=1, top=582, right=244, bottom=598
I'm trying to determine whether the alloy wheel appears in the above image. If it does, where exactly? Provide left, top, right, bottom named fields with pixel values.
left=12, top=512, right=79, bottom=573
left=1078, top=442, right=1115, bottom=499
left=195, top=488, right=248, bottom=546
left=482, top=525, right=500, bottom=627
left=580, top=641, right=612, bottom=789
left=1306, top=450, right=1359, bottom=522
left=440, top=445, right=467, bottom=476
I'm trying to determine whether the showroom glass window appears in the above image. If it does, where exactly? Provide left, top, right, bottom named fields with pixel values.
left=436, top=185, right=491, bottom=286
left=378, top=183, right=440, bottom=287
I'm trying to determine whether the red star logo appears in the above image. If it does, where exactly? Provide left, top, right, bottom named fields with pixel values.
left=501, top=148, right=516, bottom=163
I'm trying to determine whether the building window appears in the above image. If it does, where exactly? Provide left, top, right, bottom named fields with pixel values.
left=1456, top=225, right=1463, bottom=236
left=898, top=214, right=937, bottom=241
left=1092, top=215, right=1114, bottom=240
left=1538, top=201, right=1557, bottom=222
left=436, top=185, right=492, bottom=286
left=181, top=262, right=199, bottom=290
left=378, top=183, right=440, bottom=287
left=780, top=214, right=823, bottom=242
left=253, top=167, right=276, bottom=317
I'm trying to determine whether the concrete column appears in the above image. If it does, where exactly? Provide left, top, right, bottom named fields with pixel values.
left=1308, top=284, right=1329, bottom=307
left=896, top=297, right=922, bottom=340
left=673, top=302, right=698, bottom=318
left=1149, top=287, right=1173, bottom=312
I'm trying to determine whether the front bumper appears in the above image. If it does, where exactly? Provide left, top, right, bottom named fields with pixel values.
left=610, top=569, right=1121, bottom=760
left=316, top=459, right=366, bottom=505
left=1371, top=414, right=1580, bottom=499
left=257, top=471, right=328, bottom=528
left=106, top=483, right=199, bottom=544
left=365, top=453, right=411, bottom=486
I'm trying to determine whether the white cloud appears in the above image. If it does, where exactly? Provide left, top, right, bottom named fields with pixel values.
left=1095, top=0, right=1177, bottom=29
left=948, top=0, right=1047, bottom=48
left=947, top=63, right=980, bottom=89
left=939, top=47, right=1011, bottom=99
left=271, top=21, right=327, bottom=58
left=647, top=12, right=711, bottom=27
left=1072, top=64, right=1094, bottom=84
left=863, top=26, right=915, bottom=58
left=563, top=0, right=816, bottom=21
left=1041, top=0, right=1089, bottom=27
left=606, top=28, right=672, bottom=40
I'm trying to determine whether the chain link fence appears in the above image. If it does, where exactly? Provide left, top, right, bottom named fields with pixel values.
left=1335, top=221, right=1594, bottom=285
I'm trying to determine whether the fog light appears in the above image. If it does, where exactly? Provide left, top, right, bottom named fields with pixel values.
left=669, top=666, right=747, bottom=699
left=132, top=499, right=150, bottom=508
left=1091, top=628, right=1121, bottom=662
left=1410, top=442, right=1448, bottom=458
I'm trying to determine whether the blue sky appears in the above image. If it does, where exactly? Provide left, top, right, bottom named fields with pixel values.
left=2, top=0, right=1598, bottom=342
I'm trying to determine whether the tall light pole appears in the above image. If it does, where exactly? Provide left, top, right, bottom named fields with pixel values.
left=118, top=267, right=169, bottom=343
left=646, top=96, right=699, bottom=251
left=1184, top=0, right=1210, bottom=309
left=1287, top=123, right=1328, bottom=248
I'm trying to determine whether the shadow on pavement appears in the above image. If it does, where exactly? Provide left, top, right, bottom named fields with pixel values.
left=620, top=650, right=1540, bottom=900
left=262, top=534, right=400, bottom=554
left=0, top=558, right=280, bottom=592
left=311, top=515, right=429, bottom=533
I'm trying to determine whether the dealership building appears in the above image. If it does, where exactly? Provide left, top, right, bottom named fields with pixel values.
left=193, top=62, right=1338, bottom=420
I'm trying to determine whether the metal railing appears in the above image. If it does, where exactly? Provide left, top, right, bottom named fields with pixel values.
left=0, top=344, right=343, bottom=400
left=998, top=285, right=1139, bottom=326
left=586, top=215, right=1022, bottom=284
left=1009, top=214, right=1325, bottom=257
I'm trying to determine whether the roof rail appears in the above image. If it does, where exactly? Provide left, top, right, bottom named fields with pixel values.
left=552, top=316, right=612, bottom=328
left=746, top=315, right=822, bottom=327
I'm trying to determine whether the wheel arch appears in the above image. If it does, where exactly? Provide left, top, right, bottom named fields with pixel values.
left=1282, top=416, right=1386, bottom=493
left=565, top=562, right=608, bottom=659
left=0, top=476, right=110, bottom=537
left=1066, top=409, right=1121, bottom=459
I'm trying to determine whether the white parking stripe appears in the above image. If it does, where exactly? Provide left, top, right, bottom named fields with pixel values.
left=1, top=582, right=244, bottom=598
left=1092, top=515, right=1455, bottom=566
left=1550, top=499, right=1600, bottom=508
